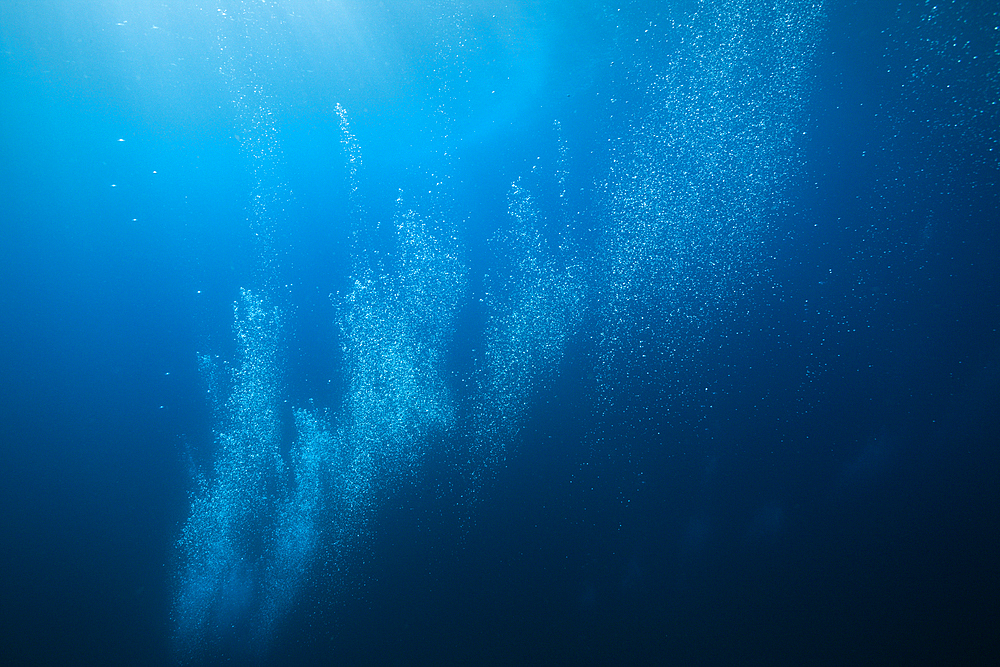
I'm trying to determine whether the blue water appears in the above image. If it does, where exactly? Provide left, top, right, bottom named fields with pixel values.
left=1, top=2, right=997, bottom=666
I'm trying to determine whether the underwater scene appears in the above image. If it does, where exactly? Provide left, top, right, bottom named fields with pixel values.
left=1, top=1, right=997, bottom=665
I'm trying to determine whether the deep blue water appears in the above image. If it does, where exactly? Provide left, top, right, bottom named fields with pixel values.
left=1, top=2, right=997, bottom=666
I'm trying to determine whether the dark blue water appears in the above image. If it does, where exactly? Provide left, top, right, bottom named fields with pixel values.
left=2, top=2, right=997, bottom=666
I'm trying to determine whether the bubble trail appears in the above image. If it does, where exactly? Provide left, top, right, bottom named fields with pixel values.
left=472, top=180, right=585, bottom=475
left=596, top=0, right=825, bottom=393
left=338, top=198, right=467, bottom=493
left=174, top=290, right=285, bottom=660
left=173, top=4, right=315, bottom=661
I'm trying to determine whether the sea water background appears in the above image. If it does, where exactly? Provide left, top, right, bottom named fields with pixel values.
left=1, top=1, right=998, bottom=666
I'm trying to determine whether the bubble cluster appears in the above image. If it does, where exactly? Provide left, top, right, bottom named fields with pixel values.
left=176, top=202, right=468, bottom=661
left=174, top=7, right=313, bottom=659
left=174, top=289, right=286, bottom=659
left=340, top=203, right=467, bottom=485
left=597, top=0, right=825, bottom=381
left=473, top=181, right=585, bottom=469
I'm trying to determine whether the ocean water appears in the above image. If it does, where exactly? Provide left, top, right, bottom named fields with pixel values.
left=1, top=1, right=997, bottom=665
